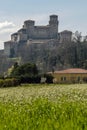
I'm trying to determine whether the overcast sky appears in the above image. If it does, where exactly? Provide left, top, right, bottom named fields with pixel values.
left=0, top=0, right=87, bottom=49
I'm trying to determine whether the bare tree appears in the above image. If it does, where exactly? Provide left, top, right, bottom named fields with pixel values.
left=72, top=31, right=82, bottom=43
left=83, top=35, right=87, bottom=42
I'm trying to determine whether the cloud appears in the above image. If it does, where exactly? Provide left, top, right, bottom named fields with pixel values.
left=0, top=21, right=15, bottom=29
left=0, top=21, right=16, bottom=34
left=0, top=21, right=18, bottom=49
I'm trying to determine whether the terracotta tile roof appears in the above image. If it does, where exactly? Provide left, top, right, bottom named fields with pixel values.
left=54, top=68, right=87, bottom=74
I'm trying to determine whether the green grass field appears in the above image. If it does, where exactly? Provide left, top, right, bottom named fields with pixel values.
left=0, top=84, right=87, bottom=130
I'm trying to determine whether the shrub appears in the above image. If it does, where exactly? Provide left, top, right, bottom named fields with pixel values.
left=43, top=74, right=53, bottom=83
left=83, top=77, right=87, bottom=83
left=0, top=75, right=4, bottom=79
left=18, top=75, right=41, bottom=84
left=0, top=78, right=20, bottom=87
left=0, top=79, right=4, bottom=87
left=10, top=63, right=38, bottom=77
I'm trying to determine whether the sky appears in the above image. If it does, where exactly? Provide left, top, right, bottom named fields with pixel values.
left=0, top=0, right=87, bottom=49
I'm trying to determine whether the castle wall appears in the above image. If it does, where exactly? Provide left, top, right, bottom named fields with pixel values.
left=60, top=30, right=72, bottom=43
left=4, top=15, right=59, bottom=57
left=11, top=33, right=18, bottom=42
left=4, top=41, right=14, bottom=57
left=17, top=33, right=27, bottom=41
left=32, top=26, right=50, bottom=39
left=12, top=24, right=58, bottom=41
left=23, top=15, right=58, bottom=40
left=26, top=24, right=58, bottom=39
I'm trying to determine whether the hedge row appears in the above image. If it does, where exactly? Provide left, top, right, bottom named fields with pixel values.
left=0, top=74, right=53, bottom=87
left=19, top=75, right=41, bottom=84
left=0, top=78, right=20, bottom=87
left=15, top=74, right=53, bottom=84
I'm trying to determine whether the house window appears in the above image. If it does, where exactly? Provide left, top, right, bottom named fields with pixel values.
left=64, top=77, right=66, bottom=81
left=78, top=77, right=80, bottom=81
left=61, top=77, right=63, bottom=81
left=61, top=77, right=66, bottom=81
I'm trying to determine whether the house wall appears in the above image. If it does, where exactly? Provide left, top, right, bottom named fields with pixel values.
left=52, top=73, right=87, bottom=83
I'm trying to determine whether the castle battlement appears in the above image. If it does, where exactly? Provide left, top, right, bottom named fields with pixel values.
left=10, top=14, right=59, bottom=43
left=4, top=14, right=72, bottom=57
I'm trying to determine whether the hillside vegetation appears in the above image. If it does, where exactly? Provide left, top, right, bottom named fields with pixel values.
left=0, top=84, right=87, bottom=130
left=1, top=41, right=87, bottom=74
left=14, top=41, right=87, bottom=72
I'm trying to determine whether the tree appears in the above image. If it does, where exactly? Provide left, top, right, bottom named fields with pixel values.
left=83, top=35, right=87, bottom=42
left=43, top=74, right=53, bottom=83
left=14, top=62, right=19, bottom=69
left=10, top=63, right=38, bottom=77
left=72, top=31, right=82, bottom=43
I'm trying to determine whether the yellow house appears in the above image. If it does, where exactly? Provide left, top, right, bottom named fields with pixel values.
left=51, top=68, right=87, bottom=83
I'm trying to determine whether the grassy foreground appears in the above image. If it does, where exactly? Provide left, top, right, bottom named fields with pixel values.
left=0, top=84, right=87, bottom=130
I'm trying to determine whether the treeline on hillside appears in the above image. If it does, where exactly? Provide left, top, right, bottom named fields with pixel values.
left=18, top=41, right=87, bottom=72
left=1, top=41, right=87, bottom=74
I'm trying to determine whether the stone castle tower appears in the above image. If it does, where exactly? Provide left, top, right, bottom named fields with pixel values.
left=4, top=14, right=72, bottom=58
left=4, top=15, right=59, bottom=57
left=23, top=14, right=59, bottom=39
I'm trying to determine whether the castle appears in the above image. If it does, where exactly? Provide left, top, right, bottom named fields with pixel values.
left=4, top=15, right=72, bottom=57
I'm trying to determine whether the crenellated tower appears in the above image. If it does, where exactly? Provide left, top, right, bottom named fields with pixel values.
left=4, top=14, right=59, bottom=57
left=49, top=15, right=59, bottom=38
left=23, top=20, right=35, bottom=39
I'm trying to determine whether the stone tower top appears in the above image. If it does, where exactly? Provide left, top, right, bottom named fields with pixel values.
left=24, top=20, right=35, bottom=29
left=49, top=15, right=58, bottom=25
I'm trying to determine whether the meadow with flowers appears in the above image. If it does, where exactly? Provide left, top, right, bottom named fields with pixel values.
left=0, top=84, right=87, bottom=130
